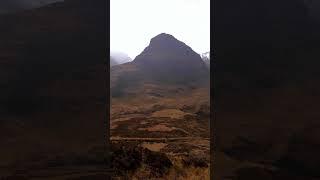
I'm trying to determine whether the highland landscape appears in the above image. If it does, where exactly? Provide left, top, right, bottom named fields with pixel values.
left=110, top=33, right=210, bottom=179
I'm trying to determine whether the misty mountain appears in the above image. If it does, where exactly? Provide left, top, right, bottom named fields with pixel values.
left=0, top=0, right=63, bottom=14
left=110, top=51, right=132, bottom=65
left=111, top=33, right=209, bottom=97
left=110, top=56, right=119, bottom=67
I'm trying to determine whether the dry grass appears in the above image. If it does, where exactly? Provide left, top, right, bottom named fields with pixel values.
left=138, top=124, right=176, bottom=132
left=110, top=71, right=210, bottom=179
left=130, top=167, right=210, bottom=180
left=164, top=156, right=210, bottom=180
left=110, top=87, right=209, bottom=118
left=164, top=166, right=210, bottom=180
left=130, top=159, right=210, bottom=180
left=151, top=109, right=191, bottom=119
left=142, top=143, right=167, bottom=152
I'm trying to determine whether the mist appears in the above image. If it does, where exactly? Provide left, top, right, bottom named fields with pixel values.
left=110, top=51, right=132, bottom=65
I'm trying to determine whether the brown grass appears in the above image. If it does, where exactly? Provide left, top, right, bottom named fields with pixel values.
left=110, top=73, right=210, bottom=179
left=142, top=143, right=167, bottom=152
left=164, top=166, right=210, bottom=180
left=151, top=109, right=191, bottom=119
left=130, top=159, right=210, bottom=180
left=138, top=124, right=176, bottom=132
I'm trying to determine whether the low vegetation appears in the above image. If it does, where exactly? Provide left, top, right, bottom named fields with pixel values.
left=110, top=142, right=209, bottom=179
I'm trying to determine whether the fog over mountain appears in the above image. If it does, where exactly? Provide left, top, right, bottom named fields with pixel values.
left=110, top=51, right=132, bottom=65
left=201, top=52, right=210, bottom=68
left=0, top=0, right=63, bottom=13
left=110, top=56, right=119, bottom=67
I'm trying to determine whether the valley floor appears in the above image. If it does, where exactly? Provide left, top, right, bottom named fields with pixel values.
left=110, top=87, right=210, bottom=179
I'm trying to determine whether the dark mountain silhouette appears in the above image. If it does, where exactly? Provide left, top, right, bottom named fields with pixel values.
left=111, top=33, right=209, bottom=97
left=132, top=33, right=208, bottom=83
left=0, top=0, right=108, bottom=178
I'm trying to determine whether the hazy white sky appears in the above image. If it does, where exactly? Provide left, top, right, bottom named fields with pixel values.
left=110, top=0, right=210, bottom=59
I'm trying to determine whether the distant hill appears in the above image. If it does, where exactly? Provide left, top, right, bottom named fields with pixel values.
left=110, top=51, right=132, bottom=65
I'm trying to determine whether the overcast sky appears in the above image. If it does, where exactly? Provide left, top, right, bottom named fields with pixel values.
left=110, top=0, right=210, bottom=59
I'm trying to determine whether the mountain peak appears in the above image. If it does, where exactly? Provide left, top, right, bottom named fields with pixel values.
left=148, top=33, right=187, bottom=50
left=150, top=33, right=177, bottom=42
left=130, top=33, right=209, bottom=83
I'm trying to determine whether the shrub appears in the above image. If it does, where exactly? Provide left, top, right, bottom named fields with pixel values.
left=182, top=154, right=208, bottom=168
